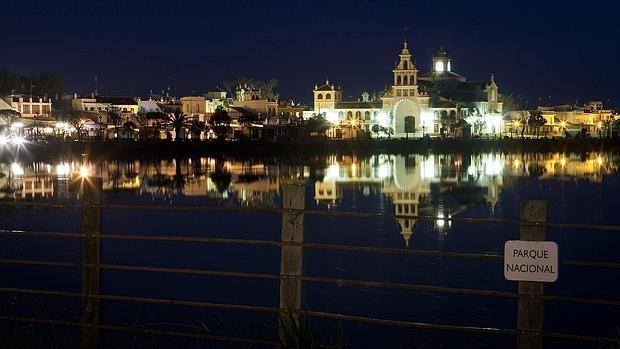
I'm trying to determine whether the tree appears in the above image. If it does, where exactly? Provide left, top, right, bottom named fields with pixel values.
left=122, top=121, right=137, bottom=139
left=601, top=115, right=614, bottom=139
left=0, top=69, right=64, bottom=97
left=144, top=111, right=168, bottom=140
left=612, top=118, right=620, bottom=138
left=72, top=118, right=86, bottom=140
left=166, top=111, right=190, bottom=141
left=305, top=114, right=331, bottom=137
left=223, top=77, right=279, bottom=100
left=0, top=109, right=21, bottom=128
left=208, top=106, right=231, bottom=141
left=472, top=117, right=486, bottom=136
left=237, top=113, right=260, bottom=139
left=187, top=119, right=208, bottom=140
left=515, top=111, right=528, bottom=139
left=527, top=110, right=547, bottom=139
left=440, top=111, right=457, bottom=138
left=501, top=94, right=522, bottom=113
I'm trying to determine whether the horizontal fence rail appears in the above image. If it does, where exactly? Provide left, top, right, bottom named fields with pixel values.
left=3, top=200, right=620, bottom=231
left=2, top=229, right=620, bottom=270
left=0, top=186, right=619, bottom=348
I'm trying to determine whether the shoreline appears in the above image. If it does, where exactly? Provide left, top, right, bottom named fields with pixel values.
left=3, top=138, right=620, bottom=161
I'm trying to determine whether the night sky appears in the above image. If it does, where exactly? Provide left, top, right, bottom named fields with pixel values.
left=2, top=0, right=619, bottom=107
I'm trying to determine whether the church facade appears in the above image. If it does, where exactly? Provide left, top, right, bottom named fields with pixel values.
left=307, top=41, right=503, bottom=138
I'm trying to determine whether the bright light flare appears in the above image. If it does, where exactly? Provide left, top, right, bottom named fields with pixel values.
left=325, top=111, right=338, bottom=124
left=11, top=163, right=23, bottom=176
left=56, top=163, right=71, bottom=177
left=0, top=135, right=8, bottom=145
left=79, top=165, right=91, bottom=178
left=55, top=122, right=69, bottom=129
left=437, top=212, right=445, bottom=227
left=377, top=112, right=389, bottom=127
left=10, top=135, right=25, bottom=146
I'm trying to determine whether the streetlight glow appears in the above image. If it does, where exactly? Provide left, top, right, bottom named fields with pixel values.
left=79, top=165, right=91, bottom=178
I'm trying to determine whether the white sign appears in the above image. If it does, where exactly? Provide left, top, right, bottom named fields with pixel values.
left=504, top=240, right=558, bottom=282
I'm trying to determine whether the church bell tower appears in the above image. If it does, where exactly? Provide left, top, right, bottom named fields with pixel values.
left=392, top=41, right=419, bottom=99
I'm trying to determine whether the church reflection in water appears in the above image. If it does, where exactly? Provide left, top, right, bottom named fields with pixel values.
left=0, top=152, right=617, bottom=246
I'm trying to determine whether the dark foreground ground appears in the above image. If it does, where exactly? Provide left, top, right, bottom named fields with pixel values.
left=3, top=138, right=620, bottom=162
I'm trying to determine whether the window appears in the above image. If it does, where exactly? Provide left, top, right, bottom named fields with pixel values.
left=403, top=90, right=408, bottom=97
left=364, top=111, right=370, bottom=120
left=435, top=61, right=444, bottom=72
left=396, top=76, right=401, bottom=85
left=403, top=60, right=408, bottom=69
left=326, top=93, right=331, bottom=99
left=397, top=90, right=402, bottom=97
left=317, top=94, right=323, bottom=100
left=403, top=76, right=408, bottom=85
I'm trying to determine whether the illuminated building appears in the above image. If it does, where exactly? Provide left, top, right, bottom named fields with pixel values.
left=535, top=101, right=616, bottom=137
left=229, top=85, right=279, bottom=119
left=181, top=96, right=208, bottom=122
left=418, top=47, right=503, bottom=137
left=308, top=41, right=502, bottom=138
left=5, top=95, right=53, bottom=119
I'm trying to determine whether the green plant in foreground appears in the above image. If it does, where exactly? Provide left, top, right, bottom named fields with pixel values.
left=277, top=310, right=348, bottom=349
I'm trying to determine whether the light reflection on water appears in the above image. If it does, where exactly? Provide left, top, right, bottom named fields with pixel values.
left=1, top=152, right=615, bottom=201
left=0, top=152, right=617, bottom=247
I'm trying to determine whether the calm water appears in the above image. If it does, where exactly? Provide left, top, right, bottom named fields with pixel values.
left=0, top=152, right=619, bottom=348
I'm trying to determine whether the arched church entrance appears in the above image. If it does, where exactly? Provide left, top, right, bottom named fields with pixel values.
left=404, top=116, right=415, bottom=134
left=393, top=99, right=418, bottom=135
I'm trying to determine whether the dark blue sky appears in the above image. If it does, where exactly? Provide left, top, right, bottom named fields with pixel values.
left=2, top=0, right=619, bottom=107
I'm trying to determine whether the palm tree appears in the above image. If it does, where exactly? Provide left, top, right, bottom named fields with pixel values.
left=107, top=108, right=121, bottom=138
left=144, top=111, right=168, bottom=140
left=187, top=118, right=208, bottom=140
left=527, top=110, right=547, bottom=139
left=166, top=111, right=190, bottom=141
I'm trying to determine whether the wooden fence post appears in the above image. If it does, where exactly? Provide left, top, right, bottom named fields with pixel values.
left=279, top=184, right=305, bottom=311
left=517, top=200, right=547, bottom=349
left=81, top=178, right=102, bottom=349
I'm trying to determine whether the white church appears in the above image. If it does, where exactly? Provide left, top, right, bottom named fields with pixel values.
left=305, top=40, right=503, bottom=138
